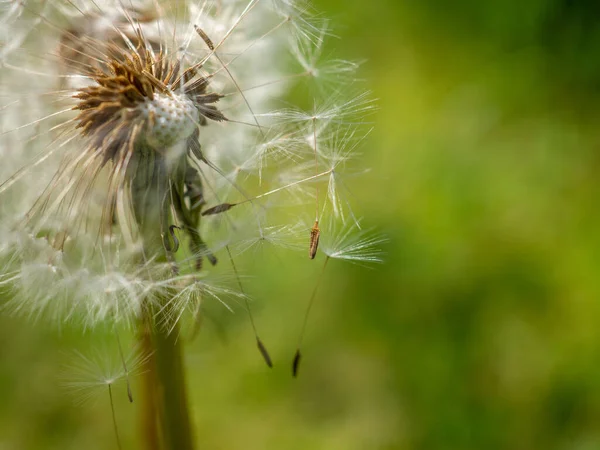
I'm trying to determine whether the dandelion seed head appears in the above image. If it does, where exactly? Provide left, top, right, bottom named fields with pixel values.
left=0, top=0, right=381, bottom=334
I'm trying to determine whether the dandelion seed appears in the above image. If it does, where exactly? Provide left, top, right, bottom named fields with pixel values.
left=292, top=254, right=329, bottom=377
left=62, top=345, right=148, bottom=449
left=201, top=202, right=236, bottom=216
left=62, top=345, right=148, bottom=405
left=293, top=220, right=386, bottom=376
left=308, top=219, right=320, bottom=259
left=114, top=328, right=134, bottom=403
left=257, top=338, right=273, bottom=368
left=289, top=23, right=361, bottom=88
left=262, top=90, right=377, bottom=127
left=194, top=25, right=215, bottom=51
left=271, top=0, right=328, bottom=44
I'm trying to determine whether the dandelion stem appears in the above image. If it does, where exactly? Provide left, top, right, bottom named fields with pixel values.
left=153, top=319, right=195, bottom=450
left=138, top=318, right=160, bottom=450
left=131, top=149, right=196, bottom=450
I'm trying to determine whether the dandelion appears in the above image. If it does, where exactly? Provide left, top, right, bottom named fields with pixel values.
left=0, top=0, right=378, bottom=447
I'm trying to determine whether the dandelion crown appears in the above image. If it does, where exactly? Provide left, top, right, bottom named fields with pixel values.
left=0, top=0, right=382, bottom=373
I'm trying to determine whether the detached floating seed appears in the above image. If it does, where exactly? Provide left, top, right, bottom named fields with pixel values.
left=309, top=220, right=320, bottom=259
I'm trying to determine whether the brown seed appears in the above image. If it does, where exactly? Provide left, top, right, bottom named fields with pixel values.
left=292, top=349, right=302, bottom=377
left=201, top=203, right=235, bottom=216
left=194, top=25, right=215, bottom=50
left=127, top=381, right=133, bottom=403
left=257, top=338, right=273, bottom=368
left=309, top=220, right=320, bottom=259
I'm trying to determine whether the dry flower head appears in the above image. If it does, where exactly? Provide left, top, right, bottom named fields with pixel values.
left=0, top=0, right=382, bottom=373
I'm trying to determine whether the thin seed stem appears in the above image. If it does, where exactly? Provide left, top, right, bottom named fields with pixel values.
left=107, top=384, right=123, bottom=450
left=313, top=117, right=319, bottom=222
left=308, top=118, right=322, bottom=259
left=225, top=245, right=273, bottom=367
left=114, top=328, right=133, bottom=403
left=240, top=169, right=333, bottom=204
left=293, top=256, right=330, bottom=376
left=222, top=72, right=309, bottom=96
left=297, top=256, right=330, bottom=349
left=200, top=168, right=334, bottom=220
left=194, top=26, right=265, bottom=139
left=0, top=107, right=72, bottom=136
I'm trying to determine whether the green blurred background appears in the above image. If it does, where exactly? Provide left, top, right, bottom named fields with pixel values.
left=4, top=0, right=600, bottom=448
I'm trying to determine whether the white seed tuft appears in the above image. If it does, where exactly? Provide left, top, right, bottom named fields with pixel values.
left=0, top=0, right=379, bottom=333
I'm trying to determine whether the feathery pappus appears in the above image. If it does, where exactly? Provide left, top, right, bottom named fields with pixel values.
left=0, top=0, right=381, bottom=370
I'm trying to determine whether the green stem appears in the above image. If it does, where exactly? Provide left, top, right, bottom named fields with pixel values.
left=131, top=149, right=196, bottom=450
left=138, top=317, right=160, bottom=450
left=153, top=320, right=195, bottom=450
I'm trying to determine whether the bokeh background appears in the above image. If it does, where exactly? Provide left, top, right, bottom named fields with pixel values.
left=3, top=0, right=600, bottom=449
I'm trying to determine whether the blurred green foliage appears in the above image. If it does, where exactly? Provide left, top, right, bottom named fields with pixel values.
left=3, top=1, right=600, bottom=449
